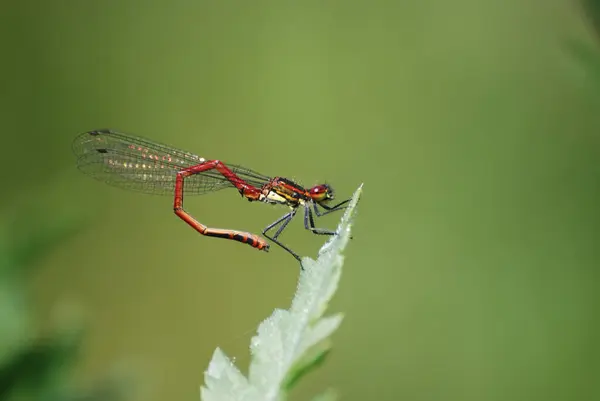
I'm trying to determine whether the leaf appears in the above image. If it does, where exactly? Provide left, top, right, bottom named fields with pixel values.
left=201, top=184, right=363, bottom=401
left=282, top=339, right=332, bottom=391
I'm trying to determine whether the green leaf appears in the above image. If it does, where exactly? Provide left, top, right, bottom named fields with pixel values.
left=283, top=339, right=332, bottom=391
left=201, top=184, right=363, bottom=401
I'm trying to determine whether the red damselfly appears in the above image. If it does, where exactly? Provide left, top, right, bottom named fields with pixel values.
left=72, top=129, right=350, bottom=263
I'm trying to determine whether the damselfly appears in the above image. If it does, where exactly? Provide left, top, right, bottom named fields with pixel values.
left=72, top=129, right=350, bottom=263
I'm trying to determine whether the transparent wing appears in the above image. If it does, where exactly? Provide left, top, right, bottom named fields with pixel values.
left=72, top=129, right=271, bottom=195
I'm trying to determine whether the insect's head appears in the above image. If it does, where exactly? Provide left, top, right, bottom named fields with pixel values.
left=308, top=184, right=335, bottom=203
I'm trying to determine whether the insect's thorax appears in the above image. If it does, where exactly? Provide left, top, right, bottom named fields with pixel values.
left=259, top=177, right=309, bottom=207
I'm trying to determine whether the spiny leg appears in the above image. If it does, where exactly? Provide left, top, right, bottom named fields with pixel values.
left=262, top=209, right=302, bottom=262
left=304, top=203, right=336, bottom=236
left=312, top=198, right=352, bottom=217
left=173, top=160, right=269, bottom=251
left=271, top=210, right=297, bottom=241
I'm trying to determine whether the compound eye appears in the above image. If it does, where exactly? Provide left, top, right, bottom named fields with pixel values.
left=310, top=185, right=331, bottom=201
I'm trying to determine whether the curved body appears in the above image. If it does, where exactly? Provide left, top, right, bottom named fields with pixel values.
left=73, top=129, right=349, bottom=264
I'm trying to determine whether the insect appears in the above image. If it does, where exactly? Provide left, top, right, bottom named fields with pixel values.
left=72, top=129, right=350, bottom=263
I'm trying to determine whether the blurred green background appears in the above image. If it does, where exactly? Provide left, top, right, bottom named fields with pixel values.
left=1, top=0, right=599, bottom=400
